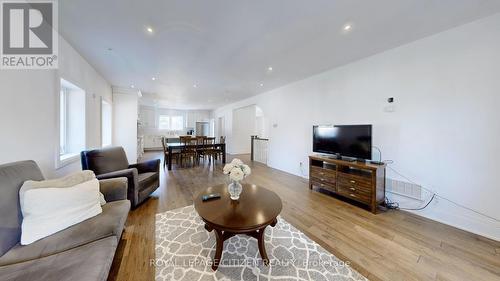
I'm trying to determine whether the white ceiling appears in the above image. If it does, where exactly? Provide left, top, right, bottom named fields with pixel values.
left=59, top=0, right=500, bottom=110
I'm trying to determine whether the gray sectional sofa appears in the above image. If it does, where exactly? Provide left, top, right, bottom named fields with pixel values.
left=0, top=160, right=130, bottom=281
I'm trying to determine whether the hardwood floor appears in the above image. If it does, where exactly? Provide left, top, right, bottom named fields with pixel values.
left=109, top=152, right=500, bottom=281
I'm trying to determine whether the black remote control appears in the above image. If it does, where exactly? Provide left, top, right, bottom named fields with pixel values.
left=202, top=193, right=221, bottom=202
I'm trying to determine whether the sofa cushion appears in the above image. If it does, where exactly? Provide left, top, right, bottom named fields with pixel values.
left=0, top=236, right=117, bottom=281
left=138, top=184, right=159, bottom=204
left=138, top=172, right=157, bottom=190
left=0, top=161, right=44, bottom=257
left=0, top=200, right=130, bottom=266
left=81, top=147, right=129, bottom=175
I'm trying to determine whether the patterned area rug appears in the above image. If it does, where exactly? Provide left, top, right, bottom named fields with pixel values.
left=155, top=205, right=368, bottom=281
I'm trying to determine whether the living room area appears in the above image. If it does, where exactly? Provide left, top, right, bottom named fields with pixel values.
left=1, top=1, right=500, bottom=281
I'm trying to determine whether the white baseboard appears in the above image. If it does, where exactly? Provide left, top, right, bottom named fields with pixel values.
left=387, top=192, right=500, bottom=241
left=228, top=151, right=251, bottom=155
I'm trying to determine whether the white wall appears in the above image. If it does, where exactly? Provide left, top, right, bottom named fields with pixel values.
left=255, top=106, right=267, bottom=138
left=101, top=100, right=112, bottom=146
left=113, top=91, right=138, bottom=163
left=0, top=37, right=112, bottom=178
left=231, top=105, right=257, bottom=154
left=214, top=13, right=500, bottom=240
left=216, top=116, right=225, bottom=139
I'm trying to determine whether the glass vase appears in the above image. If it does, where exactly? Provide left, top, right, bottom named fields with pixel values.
left=228, top=181, right=243, bottom=200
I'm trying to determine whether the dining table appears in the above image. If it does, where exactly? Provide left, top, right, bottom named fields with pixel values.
left=166, top=142, right=226, bottom=170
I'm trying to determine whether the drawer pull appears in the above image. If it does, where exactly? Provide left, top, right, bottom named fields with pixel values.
left=349, top=194, right=356, bottom=197
left=350, top=180, right=356, bottom=184
left=349, top=187, right=356, bottom=191
left=319, top=172, right=325, bottom=175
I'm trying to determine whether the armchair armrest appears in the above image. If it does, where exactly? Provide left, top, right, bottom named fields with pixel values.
left=99, top=178, right=128, bottom=202
left=97, top=168, right=139, bottom=206
left=96, top=168, right=139, bottom=182
left=129, top=159, right=160, bottom=174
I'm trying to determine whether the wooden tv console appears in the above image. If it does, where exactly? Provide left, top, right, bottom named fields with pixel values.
left=309, top=155, right=386, bottom=214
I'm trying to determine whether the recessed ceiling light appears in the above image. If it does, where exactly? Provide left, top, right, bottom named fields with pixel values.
left=146, top=27, right=154, bottom=33
left=259, top=83, right=264, bottom=87
left=343, top=23, right=353, bottom=32
left=193, top=84, right=197, bottom=88
left=267, top=66, right=273, bottom=71
left=130, top=85, right=135, bottom=88
left=151, top=77, right=156, bottom=81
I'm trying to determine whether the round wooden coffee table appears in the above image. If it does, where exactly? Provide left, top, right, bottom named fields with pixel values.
left=194, top=184, right=282, bottom=270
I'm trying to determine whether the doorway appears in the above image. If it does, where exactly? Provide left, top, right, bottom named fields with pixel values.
left=217, top=116, right=225, bottom=139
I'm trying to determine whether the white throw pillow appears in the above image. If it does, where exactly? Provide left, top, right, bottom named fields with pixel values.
left=19, top=170, right=106, bottom=209
left=99, top=192, right=107, bottom=206
left=19, top=172, right=103, bottom=245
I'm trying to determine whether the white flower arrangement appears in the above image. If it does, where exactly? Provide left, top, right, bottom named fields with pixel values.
left=223, top=158, right=251, bottom=182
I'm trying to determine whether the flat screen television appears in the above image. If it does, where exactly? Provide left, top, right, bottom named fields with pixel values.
left=313, top=125, right=372, bottom=160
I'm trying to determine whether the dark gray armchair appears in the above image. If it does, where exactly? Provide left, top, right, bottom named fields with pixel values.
left=81, top=146, right=160, bottom=208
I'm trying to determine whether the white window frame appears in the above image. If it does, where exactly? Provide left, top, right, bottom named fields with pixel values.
left=158, top=114, right=184, bottom=132
left=56, top=78, right=86, bottom=169
left=59, top=87, right=68, bottom=156
left=170, top=115, right=184, bottom=131
left=158, top=115, right=170, bottom=130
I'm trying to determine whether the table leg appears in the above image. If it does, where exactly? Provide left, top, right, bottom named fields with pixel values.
left=168, top=146, right=173, bottom=171
left=222, top=144, right=226, bottom=164
left=257, top=227, right=270, bottom=265
left=212, top=229, right=224, bottom=270
left=206, top=220, right=278, bottom=270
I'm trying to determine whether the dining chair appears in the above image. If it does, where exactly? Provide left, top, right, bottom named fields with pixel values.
left=179, top=136, right=197, bottom=167
left=195, top=136, right=207, bottom=163
left=161, top=137, right=179, bottom=168
left=203, top=137, right=218, bottom=163
left=209, top=136, right=225, bottom=163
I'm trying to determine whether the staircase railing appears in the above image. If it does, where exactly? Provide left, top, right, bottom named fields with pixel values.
left=251, top=135, right=269, bottom=165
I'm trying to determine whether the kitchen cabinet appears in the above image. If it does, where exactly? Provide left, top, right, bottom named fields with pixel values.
left=139, top=107, right=155, bottom=128
left=186, top=110, right=210, bottom=128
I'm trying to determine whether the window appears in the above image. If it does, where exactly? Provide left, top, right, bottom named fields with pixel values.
left=158, top=115, right=184, bottom=131
left=59, top=78, right=86, bottom=166
left=170, top=116, right=184, bottom=131
left=59, top=88, right=67, bottom=155
left=158, top=115, right=170, bottom=130
left=101, top=100, right=112, bottom=147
